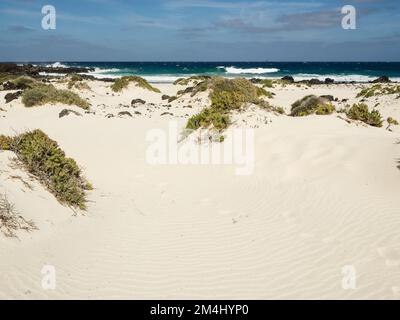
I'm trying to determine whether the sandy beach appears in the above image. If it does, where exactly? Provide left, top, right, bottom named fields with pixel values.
left=1, top=75, right=400, bottom=300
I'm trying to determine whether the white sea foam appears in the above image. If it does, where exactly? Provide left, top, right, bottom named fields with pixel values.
left=45, top=62, right=69, bottom=68
left=92, top=67, right=121, bottom=74
left=219, top=66, right=280, bottom=74
left=142, top=75, right=184, bottom=83
left=292, top=74, right=377, bottom=82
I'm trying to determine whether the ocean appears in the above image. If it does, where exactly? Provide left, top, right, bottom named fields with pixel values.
left=34, top=61, right=400, bottom=83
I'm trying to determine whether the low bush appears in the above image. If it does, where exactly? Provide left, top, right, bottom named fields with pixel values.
left=210, top=77, right=264, bottom=111
left=0, top=135, right=12, bottom=150
left=387, top=117, right=399, bottom=130
left=357, top=84, right=400, bottom=98
left=346, top=103, right=383, bottom=127
left=290, top=95, right=335, bottom=116
left=111, top=76, right=160, bottom=93
left=11, top=76, right=37, bottom=89
left=22, top=84, right=89, bottom=109
left=173, top=76, right=211, bottom=86
left=186, top=108, right=230, bottom=131
left=185, top=77, right=272, bottom=133
left=1, top=130, right=92, bottom=209
left=272, top=106, right=285, bottom=114
left=67, top=74, right=90, bottom=90
left=260, top=79, right=274, bottom=88
left=315, top=103, right=336, bottom=115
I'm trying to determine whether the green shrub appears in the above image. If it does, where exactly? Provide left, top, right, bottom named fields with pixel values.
left=173, top=76, right=210, bottom=86
left=186, top=108, right=230, bottom=131
left=210, top=77, right=262, bottom=111
left=111, top=76, right=160, bottom=93
left=11, top=76, right=37, bottom=89
left=387, top=117, right=399, bottom=130
left=357, top=84, right=400, bottom=98
left=185, top=77, right=271, bottom=132
left=346, top=103, right=383, bottom=127
left=315, top=103, right=336, bottom=115
left=260, top=79, right=274, bottom=88
left=387, top=117, right=399, bottom=126
left=67, top=74, right=90, bottom=90
left=188, top=80, right=210, bottom=97
left=0, top=135, right=12, bottom=150
left=256, top=87, right=274, bottom=98
left=22, top=84, right=89, bottom=109
left=291, top=95, right=335, bottom=116
left=6, top=129, right=91, bottom=209
left=0, top=73, right=17, bottom=84
left=273, top=106, right=285, bottom=114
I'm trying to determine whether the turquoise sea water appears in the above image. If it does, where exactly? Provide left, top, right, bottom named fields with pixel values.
left=35, top=61, right=400, bottom=83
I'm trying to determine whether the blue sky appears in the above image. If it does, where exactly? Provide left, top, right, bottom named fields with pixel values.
left=0, top=0, right=399, bottom=61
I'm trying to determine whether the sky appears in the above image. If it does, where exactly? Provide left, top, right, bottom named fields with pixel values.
left=0, top=0, right=399, bottom=61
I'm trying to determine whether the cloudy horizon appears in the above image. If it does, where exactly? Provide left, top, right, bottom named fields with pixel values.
left=0, top=0, right=399, bottom=61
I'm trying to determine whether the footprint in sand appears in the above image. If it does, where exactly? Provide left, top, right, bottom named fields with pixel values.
left=377, top=247, right=400, bottom=267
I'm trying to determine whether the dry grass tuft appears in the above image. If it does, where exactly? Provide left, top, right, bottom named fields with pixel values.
left=0, top=194, right=37, bottom=238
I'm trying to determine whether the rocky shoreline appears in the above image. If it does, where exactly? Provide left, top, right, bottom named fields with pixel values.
left=0, top=63, right=94, bottom=76
left=0, top=63, right=396, bottom=85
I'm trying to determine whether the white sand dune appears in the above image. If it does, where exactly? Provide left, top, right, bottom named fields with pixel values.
left=0, top=80, right=400, bottom=299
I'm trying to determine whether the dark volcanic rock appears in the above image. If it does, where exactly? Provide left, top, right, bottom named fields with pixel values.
left=0, top=62, right=94, bottom=77
left=2, top=81, right=19, bottom=90
left=371, top=76, right=391, bottom=83
left=161, top=95, right=170, bottom=100
left=281, top=76, right=294, bottom=83
left=5, top=91, right=22, bottom=103
left=2, top=80, right=31, bottom=90
left=161, top=112, right=174, bottom=116
left=131, top=99, right=146, bottom=105
left=0, top=63, right=19, bottom=73
left=59, top=109, right=82, bottom=118
left=309, top=78, right=323, bottom=85
left=325, top=78, right=335, bottom=84
left=320, top=95, right=335, bottom=102
left=118, top=111, right=132, bottom=117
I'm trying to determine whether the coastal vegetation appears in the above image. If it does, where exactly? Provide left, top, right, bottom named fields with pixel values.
left=187, top=108, right=230, bottom=131
left=386, top=117, right=399, bottom=130
left=0, top=130, right=92, bottom=210
left=67, top=74, right=91, bottom=91
left=346, top=103, right=383, bottom=127
left=111, top=76, right=160, bottom=93
left=290, top=95, right=335, bottom=117
left=9, top=76, right=37, bottom=89
left=22, top=83, right=90, bottom=109
left=173, top=76, right=211, bottom=86
left=273, top=106, right=285, bottom=114
left=357, top=84, right=400, bottom=98
left=186, top=77, right=273, bottom=132
left=0, top=194, right=37, bottom=237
